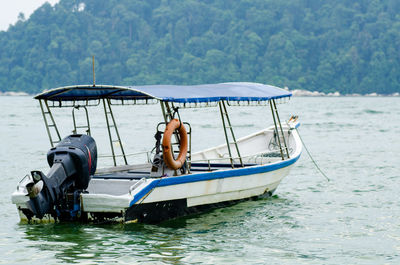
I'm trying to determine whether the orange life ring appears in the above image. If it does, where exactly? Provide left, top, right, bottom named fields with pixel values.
left=162, top=119, right=188, bottom=170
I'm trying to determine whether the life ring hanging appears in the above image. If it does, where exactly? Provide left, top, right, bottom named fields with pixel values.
left=162, top=119, right=188, bottom=170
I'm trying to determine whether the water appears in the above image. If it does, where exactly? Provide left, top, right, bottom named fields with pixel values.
left=1, top=96, right=399, bottom=264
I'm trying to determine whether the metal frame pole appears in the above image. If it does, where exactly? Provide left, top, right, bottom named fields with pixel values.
left=107, top=99, right=128, bottom=165
left=40, top=99, right=61, bottom=147
left=72, top=106, right=91, bottom=136
left=272, top=99, right=290, bottom=158
left=103, top=99, right=117, bottom=166
left=160, top=101, right=169, bottom=123
left=221, top=101, right=244, bottom=167
left=269, top=100, right=285, bottom=160
left=219, top=100, right=244, bottom=168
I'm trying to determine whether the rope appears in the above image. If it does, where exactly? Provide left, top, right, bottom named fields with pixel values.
left=172, top=106, right=183, bottom=130
left=154, top=131, right=162, bottom=155
left=295, top=128, right=330, bottom=182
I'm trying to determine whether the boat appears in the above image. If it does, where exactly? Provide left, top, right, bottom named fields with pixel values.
left=11, top=82, right=302, bottom=224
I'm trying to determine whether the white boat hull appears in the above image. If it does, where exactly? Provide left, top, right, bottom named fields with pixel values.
left=136, top=162, right=292, bottom=207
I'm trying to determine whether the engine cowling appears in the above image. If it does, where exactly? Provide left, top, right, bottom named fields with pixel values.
left=26, top=134, right=97, bottom=219
left=47, top=134, right=97, bottom=189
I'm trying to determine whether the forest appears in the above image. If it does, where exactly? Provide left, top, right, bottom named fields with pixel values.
left=0, top=0, right=400, bottom=94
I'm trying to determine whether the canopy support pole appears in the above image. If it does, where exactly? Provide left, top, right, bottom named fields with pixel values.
left=72, top=106, right=91, bottom=136
left=103, top=98, right=128, bottom=166
left=160, top=101, right=169, bottom=123
left=40, top=99, right=61, bottom=147
left=272, top=99, right=290, bottom=158
left=219, top=100, right=244, bottom=168
left=161, top=101, right=179, bottom=163
left=269, top=99, right=289, bottom=160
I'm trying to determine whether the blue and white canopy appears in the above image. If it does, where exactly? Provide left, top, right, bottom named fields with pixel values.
left=35, top=82, right=291, bottom=103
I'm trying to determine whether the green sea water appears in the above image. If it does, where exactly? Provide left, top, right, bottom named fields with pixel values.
left=1, top=96, right=399, bottom=264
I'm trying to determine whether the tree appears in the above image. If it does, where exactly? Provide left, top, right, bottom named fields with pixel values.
left=0, top=0, right=399, bottom=94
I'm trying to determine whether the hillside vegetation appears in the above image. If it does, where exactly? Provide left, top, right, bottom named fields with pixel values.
left=1, top=0, right=400, bottom=94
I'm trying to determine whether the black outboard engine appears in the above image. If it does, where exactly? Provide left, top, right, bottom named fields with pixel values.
left=26, top=134, right=97, bottom=220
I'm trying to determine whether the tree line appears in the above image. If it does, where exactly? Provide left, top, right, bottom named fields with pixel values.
left=0, top=0, right=399, bottom=94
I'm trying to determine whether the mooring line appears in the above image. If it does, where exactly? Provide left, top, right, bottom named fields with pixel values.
left=296, top=128, right=330, bottom=182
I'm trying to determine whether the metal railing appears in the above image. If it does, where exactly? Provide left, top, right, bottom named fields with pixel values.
left=189, top=149, right=290, bottom=171
left=98, top=150, right=152, bottom=163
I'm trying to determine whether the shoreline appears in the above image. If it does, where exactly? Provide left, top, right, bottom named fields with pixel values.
left=287, top=88, right=399, bottom=97
left=0, top=91, right=30, bottom=96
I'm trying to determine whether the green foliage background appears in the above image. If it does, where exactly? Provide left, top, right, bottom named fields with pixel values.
left=1, top=0, right=400, bottom=94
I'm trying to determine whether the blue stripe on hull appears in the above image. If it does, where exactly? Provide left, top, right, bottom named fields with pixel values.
left=129, top=154, right=300, bottom=207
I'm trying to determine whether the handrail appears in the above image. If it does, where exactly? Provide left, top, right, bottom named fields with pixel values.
left=98, top=150, right=152, bottom=163
left=98, top=150, right=151, bottom=158
left=97, top=148, right=287, bottom=168
left=189, top=150, right=287, bottom=165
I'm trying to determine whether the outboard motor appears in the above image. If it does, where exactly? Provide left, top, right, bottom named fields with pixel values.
left=26, top=134, right=97, bottom=220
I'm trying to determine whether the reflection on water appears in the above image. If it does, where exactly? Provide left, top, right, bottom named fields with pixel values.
left=16, top=195, right=299, bottom=264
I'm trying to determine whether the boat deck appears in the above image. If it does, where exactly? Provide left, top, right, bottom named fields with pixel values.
left=88, top=162, right=259, bottom=196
